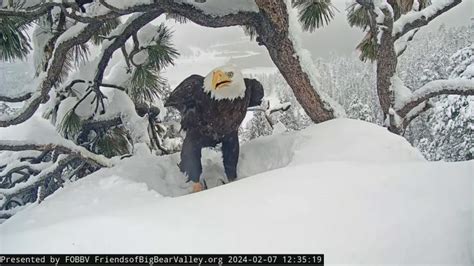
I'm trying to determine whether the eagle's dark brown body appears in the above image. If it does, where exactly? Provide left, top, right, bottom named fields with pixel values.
left=164, top=74, right=264, bottom=184
left=165, top=75, right=263, bottom=139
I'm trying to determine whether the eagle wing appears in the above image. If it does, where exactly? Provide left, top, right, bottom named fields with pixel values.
left=244, top=78, right=264, bottom=107
left=164, top=74, right=204, bottom=113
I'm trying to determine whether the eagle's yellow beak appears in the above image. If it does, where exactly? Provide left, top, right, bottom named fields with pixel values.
left=211, top=70, right=232, bottom=90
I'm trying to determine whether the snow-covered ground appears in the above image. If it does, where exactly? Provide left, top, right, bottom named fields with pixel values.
left=0, top=119, right=472, bottom=265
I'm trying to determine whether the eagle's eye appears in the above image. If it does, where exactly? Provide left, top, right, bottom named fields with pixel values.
left=227, top=71, right=234, bottom=78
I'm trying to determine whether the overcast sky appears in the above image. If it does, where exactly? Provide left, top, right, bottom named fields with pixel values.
left=161, top=0, right=473, bottom=86
left=1, top=0, right=472, bottom=91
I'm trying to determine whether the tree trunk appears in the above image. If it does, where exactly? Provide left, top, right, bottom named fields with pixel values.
left=375, top=8, right=398, bottom=132
left=254, top=0, right=336, bottom=123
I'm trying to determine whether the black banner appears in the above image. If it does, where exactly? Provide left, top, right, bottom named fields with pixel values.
left=0, top=254, right=324, bottom=265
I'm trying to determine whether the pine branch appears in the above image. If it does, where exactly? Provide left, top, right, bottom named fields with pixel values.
left=292, top=0, right=337, bottom=31
left=81, top=117, right=122, bottom=132
left=93, top=11, right=164, bottom=85
left=0, top=16, right=32, bottom=61
left=0, top=22, right=103, bottom=127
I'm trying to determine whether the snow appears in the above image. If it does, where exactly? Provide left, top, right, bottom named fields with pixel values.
left=54, top=23, right=89, bottom=50
left=391, top=75, right=414, bottom=109
left=110, top=0, right=152, bottom=9
left=2, top=119, right=471, bottom=264
left=0, top=91, right=41, bottom=123
left=464, top=64, right=474, bottom=78
left=395, top=78, right=474, bottom=110
left=0, top=115, right=113, bottom=167
left=392, top=0, right=458, bottom=37
left=51, top=14, right=154, bottom=150
left=0, top=156, right=62, bottom=196
left=32, top=26, right=54, bottom=76
left=174, top=0, right=259, bottom=17
left=131, top=49, right=149, bottom=65
left=136, top=23, right=163, bottom=46
left=394, top=28, right=418, bottom=55
left=285, top=0, right=346, bottom=118
left=107, top=90, right=151, bottom=150
left=449, top=44, right=474, bottom=79
left=412, top=0, right=420, bottom=11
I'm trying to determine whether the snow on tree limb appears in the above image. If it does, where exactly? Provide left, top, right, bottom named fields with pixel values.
left=0, top=203, right=30, bottom=219
left=0, top=92, right=33, bottom=103
left=284, top=0, right=346, bottom=118
left=395, top=28, right=419, bottom=57
left=173, top=0, right=259, bottom=17
left=0, top=22, right=103, bottom=127
left=2, top=0, right=341, bottom=129
left=93, top=11, right=163, bottom=84
left=0, top=140, right=113, bottom=168
left=0, top=154, right=73, bottom=209
left=0, top=161, right=49, bottom=178
left=160, top=0, right=260, bottom=27
left=392, top=0, right=462, bottom=40
left=396, top=79, right=474, bottom=117
left=0, top=2, right=59, bottom=18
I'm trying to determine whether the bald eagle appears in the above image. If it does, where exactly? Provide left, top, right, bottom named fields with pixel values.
left=165, top=65, right=264, bottom=192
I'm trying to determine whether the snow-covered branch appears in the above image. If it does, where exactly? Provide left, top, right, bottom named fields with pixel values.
left=395, top=28, right=419, bottom=57
left=93, top=11, right=164, bottom=83
left=392, top=0, right=462, bottom=40
left=2, top=0, right=343, bottom=126
left=396, top=79, right=474, bottom=117
left=0, top=154, right=75, bottom=209
left=160, top=0, right=260, bottom=28
left=0, top=2, right=59, bottom=18
left=0, top=140, right=113, bottom=168
left=0, top=138, right=114, bottom=211
left=0, top=22, right=103, bottom=127
left=0, top=1, right=156, bottom=22
left=0, top=92, right=33, bottom=103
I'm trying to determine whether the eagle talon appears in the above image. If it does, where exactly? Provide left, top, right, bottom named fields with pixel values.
left=192, top=182, right=203, bottom=193
left=166, top=65, right=264, bottom=197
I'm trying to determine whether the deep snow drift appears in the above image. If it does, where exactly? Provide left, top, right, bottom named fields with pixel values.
left=0, top=119, right=472, bottom=265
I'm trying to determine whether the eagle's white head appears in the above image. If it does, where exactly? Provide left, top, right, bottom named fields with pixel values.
left=203, top=64, right=245, bottom=100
